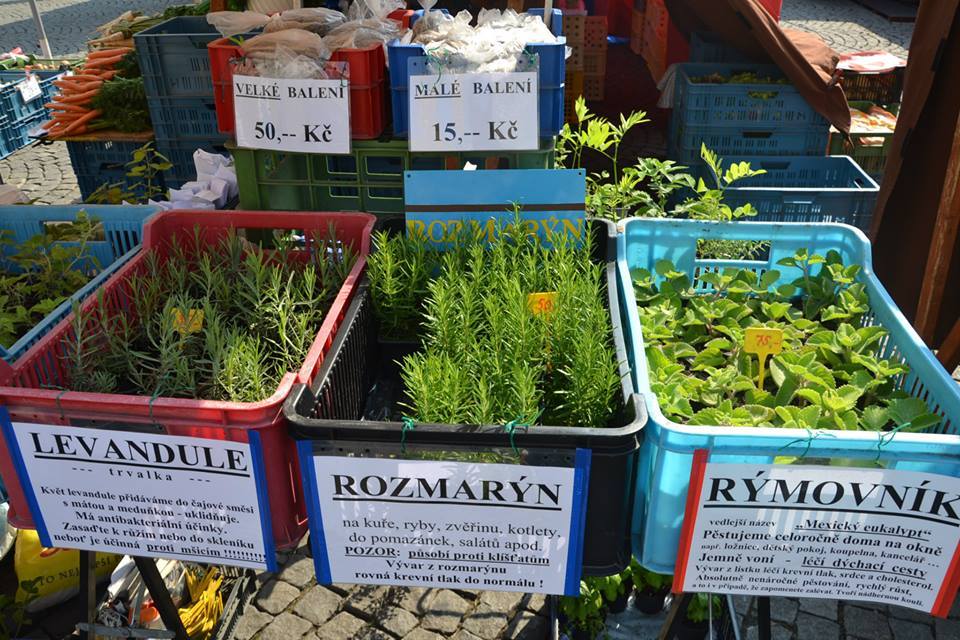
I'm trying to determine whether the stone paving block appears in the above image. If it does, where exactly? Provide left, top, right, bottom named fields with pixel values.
left=355, top=626, right=395, bottom=640
left=316, top=611, right=367, bottom=640
left=745, top=622, right=793, bottom=640
left=479, top=591, right=524, bottom=613
left=420, top=589, right=471, bottom=634
left=327, top=583, right=353, bottom=596
left=377, top=608, right=420, bottom=638
left=949, top=598, right=960, bottom=620
left=890, top=606, right=937, bottom=624
left=798, top=598, right=839, bottom=621
left=935, top=617, right=960, bottom=638
left=280, top=555, right=316, bottom=589
left=460, top=604, right=510, bottom=640
left=451, top=630, right=483, bottom=640
left=233, top=607, right=273, bottom=640
left=796, top=613, right=841, bottom=640
left=521, top=593, right=547, bottom=614
left=844, top=606, right=893, bottom=640
left=890, top=618, right=934, bottom=640
left=400, top=587, right=438, bottom=615
left=260, top=612, right=314, bottom=640
left=345, top=585, right=404, bottom=619
left=503, top=611, right=548, bottom=640
left=256, top=579, right=301, bottom=615
left=293, top=585, right=342, bottom=626
left=771, top=598, right=800, bottom=624
left=402, top=628, right=446, bottom=640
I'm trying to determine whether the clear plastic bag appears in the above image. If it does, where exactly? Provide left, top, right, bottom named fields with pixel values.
left=242, top=29, right=332, bottom=78
left=206, top=11, right=271, bottom=38
left=347, top=0, right=405, bottom=20
left=264, top=8, right=348, bottom=36
left=324, top=18, right=401, bottom=51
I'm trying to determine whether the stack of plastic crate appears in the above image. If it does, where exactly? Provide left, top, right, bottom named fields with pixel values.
left=564, top=11, right=586, bottom=120
left=630, top=1, right=645, bottom=55
left=641, top=0, right=667, bottom=81
left=583, top=16, right=608, bottom=101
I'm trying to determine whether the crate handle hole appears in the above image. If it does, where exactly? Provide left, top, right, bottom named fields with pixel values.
left=741, top=131, right=774, bottom=139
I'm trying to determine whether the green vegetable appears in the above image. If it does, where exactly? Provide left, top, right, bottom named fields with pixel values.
left=0, top=213, right=102, bottom=350
left=64, top=226, right=358, bottom=402
left=686, top=593, right=723, bottom=623
left=90, top=77, right=151, bottom=132
left=633, top=248, right=941, bottom=434
left=368, top=217, right=621, bottom=429
left=559, top=578, right=606, bottom=636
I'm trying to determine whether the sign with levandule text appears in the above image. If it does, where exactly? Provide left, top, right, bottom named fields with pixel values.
left=298, top=445, right=591, bottom=595
left=1, top=414, right=277, bottom=571
left=674, top=451, right=960, bottom=617
left=234, top=74, right=350, bottom=154
left=408, top=65, right=539, bottom=152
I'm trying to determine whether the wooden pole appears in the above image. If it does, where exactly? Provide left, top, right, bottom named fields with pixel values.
left=914, top=107, right=960, bottom=343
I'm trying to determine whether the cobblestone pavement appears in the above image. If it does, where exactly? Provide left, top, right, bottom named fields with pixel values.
left=234, top=537, right=550, bottom=640
left=781, top=0, right=913, bottom=59
left=0, top=140, right=79, bottom=203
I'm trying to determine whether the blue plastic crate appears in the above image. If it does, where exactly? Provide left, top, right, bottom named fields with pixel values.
left=690, top=155, right=879, bottom=229
left=0, top=70, right=62, bottom=123
left=388, top=9, right=565, bottom=138
left=134, top=16, right=222, bottom=99
left=148, top=95, right=228, bottom=145
left=66, top=140, right=166, bottom=201
left=674, top=63, right=828, bottom=130
left=0, top=112, right=45, bottom=158
left=617, top=218, right=960, bottom=573
left=668, top=124, right=829, bottom=164
left=688, top=32, right=758, bottom=64
left=0, top=204, right=158, bottom=362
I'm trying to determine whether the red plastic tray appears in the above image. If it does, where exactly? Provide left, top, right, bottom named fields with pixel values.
left=208, top=38, right=388, bottom=139
left=0, top=210, right=375, bottom=550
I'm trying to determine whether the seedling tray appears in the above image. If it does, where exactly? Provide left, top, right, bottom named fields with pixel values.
left=0, top=204, right=158, bottom=363
left=618, top=218, right=960, bottom=573
left=285, top=218, right=646, bottom=577
left=0, top=210, right=375, bottom=551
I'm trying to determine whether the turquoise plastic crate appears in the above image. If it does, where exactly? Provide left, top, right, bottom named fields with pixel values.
left=692, top=155, right=879, bottom=230
left=617, top=218, right=960, bottom=573
left=0, top=204, right=159, bottom=362
left=0, top=70, right=62, bottom=122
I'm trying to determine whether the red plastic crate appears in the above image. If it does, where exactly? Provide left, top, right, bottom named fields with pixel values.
left=0, top=210, right=375, bottom=551
left=208, top=38, right=388, bottom=139
left=387, top=8, right=414, bottom=29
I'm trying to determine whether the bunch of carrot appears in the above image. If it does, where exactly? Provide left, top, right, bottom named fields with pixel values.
left=43, top=47, right=130, bottom=138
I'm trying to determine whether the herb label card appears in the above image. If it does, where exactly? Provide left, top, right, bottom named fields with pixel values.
left=675, top=451, right=960, bottom=616
left=1, top=416, right=277, bottom=571
left=299, top=446, right=591, bottom=595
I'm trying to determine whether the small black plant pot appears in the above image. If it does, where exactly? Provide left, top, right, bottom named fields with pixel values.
left=633, top=586, right=669, bottom=615
left=607, top=589, right=630, bottom=614
left=675, top=618, right=709, bottom=640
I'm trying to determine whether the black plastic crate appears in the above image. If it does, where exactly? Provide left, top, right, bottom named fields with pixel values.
left=840, top=67, right=904, bottom=104
left=284, top=218, right=646, bottom=577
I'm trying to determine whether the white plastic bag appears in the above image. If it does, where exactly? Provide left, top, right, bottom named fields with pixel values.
left=324, top=18, right=400, bottom=50
left=206, top=11, right=271, bottom=38
left=264, top=8, right=348, bottom=35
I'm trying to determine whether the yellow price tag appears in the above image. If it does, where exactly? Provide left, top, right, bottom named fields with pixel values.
left=743, top=327, right=784, bottom=389
left=170, top=308, right=204, bottom=336
left=526, top=292, right=558, bottom=317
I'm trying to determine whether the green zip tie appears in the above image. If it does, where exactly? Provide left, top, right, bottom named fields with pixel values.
left=876, top=421, right=912, bottom=462
left=400, top=416, right=416, bottom=454
left=779, top=428, right=835, bottom=461
left=55, top=389, right=68, bottom=421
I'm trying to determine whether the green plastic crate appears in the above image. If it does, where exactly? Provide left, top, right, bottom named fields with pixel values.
left=230, top=138, right=556, bottom=214
left=828, top=101, right=899, bottom=180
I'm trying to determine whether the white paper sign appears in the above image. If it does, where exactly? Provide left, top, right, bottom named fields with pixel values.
left=300, top=451, right=590, bottom=595
left=408, top=71, right=539, bottom=152
left=3, top=421, right=276, bottom=570
left=18, top=75, right=42, bottom=103
left=234, top=74, right=350, bottom=154
left=675, top=453, right=960, bottom=616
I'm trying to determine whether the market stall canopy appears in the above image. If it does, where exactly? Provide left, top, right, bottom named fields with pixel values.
left=664, top=0, right=851, bottom=133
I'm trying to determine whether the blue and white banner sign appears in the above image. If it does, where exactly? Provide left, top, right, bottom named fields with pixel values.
left=0, top=410, right=277, bottom=571
left=298, top=445, right=591, bottom=596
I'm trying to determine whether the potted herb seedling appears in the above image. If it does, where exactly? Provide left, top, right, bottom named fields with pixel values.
left=630, top=559, right=672, bottom=615
left=595, top=573, right=629, bottom=614
left=559, top=579, right=606, bottom=640
left=677, top=594, right=722, bottom=640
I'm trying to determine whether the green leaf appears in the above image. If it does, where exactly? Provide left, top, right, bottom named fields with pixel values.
left=862, top=406, right=889, bottom=431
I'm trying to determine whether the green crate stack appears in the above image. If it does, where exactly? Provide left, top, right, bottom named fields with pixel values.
left=231, top=138, right=557, bottom=214
left=828, top=101, right=899, bottom=181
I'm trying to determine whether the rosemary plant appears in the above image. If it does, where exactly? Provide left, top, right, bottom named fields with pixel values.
left=64, top=225, right=357, bottom=402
